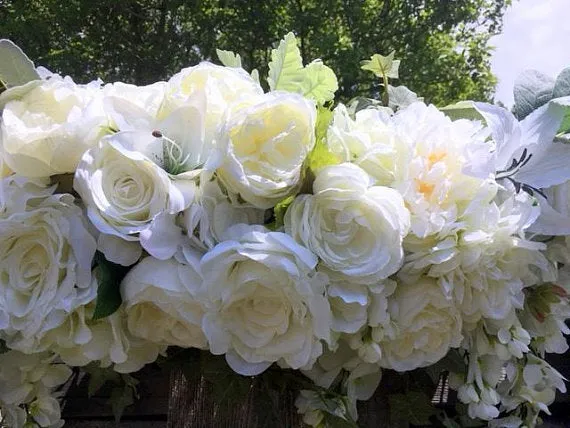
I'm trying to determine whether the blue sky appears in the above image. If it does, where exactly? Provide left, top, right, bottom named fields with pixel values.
left=490, top=0, right=570, bottom=106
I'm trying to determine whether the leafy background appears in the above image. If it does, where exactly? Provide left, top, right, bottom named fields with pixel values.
left=0, top=0, right=510, bottom=106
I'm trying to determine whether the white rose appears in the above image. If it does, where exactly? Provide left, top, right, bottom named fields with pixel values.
left=1, top=74, right=106, bottom=177
left=121, top=254, right=207, bottom=349
left=213, top=92, right=316, bottom=208
left=161, top=62, right=264, bottom=146
left=285, top=163, right=410, bottom=283
left=0, top=187, right=96, bottom=353
left=200, top=224, right=331, bottom=375
left=74, top=130, right=194, bottom=264
left=378, top=278, right=462, bottom=371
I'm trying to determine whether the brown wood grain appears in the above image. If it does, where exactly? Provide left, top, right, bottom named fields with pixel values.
left=167, top=367, right=302, bottom=428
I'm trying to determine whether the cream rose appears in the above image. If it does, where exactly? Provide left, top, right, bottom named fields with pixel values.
left=213, top=92, right=316, bottom=208
left=1, top=74, right=106, bottom=177
left=121, top=254, right=207, bottom=349
left=0, top=187, right=96, bottom=353
left=160, top=62, right=263, bottom=145
left=378, top=278, right=463, bottom=371
left=74, top=130, right=193, bottom=264
left=285, top=163, right=410, bottom=283
left=200, top=224, right=331, bottom=375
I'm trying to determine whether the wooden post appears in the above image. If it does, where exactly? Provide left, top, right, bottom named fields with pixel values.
left=167, top=367, right=302, bottom=428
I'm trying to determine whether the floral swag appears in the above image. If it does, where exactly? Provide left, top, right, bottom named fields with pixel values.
left=0, top=33, right=570, bottom=428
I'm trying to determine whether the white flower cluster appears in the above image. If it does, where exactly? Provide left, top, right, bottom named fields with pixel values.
left=1, top=36, right=570, bottom=427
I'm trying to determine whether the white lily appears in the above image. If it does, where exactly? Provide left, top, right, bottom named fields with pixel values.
left=474, top=97, right=570, bottom=235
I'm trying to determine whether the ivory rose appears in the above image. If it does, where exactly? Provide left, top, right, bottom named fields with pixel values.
left=0, top=184, right=96, bottom=353
left=378, top=278, right=463, bottom=371
left=121, top=254, right=208, bottom=349
left=74, top=130, right=193, bottom=264
left=200, top=224, right=331, bottom=375
left=160, top=62, right=264, bottom=146
left=213, top=92, right=316, bottom=208
left=285, top=163, right=410, bottom=283
left=1, top=74, right=106, bottom=177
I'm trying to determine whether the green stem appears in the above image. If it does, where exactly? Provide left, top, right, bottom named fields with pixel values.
left=381, top=71, right=389, bottom=106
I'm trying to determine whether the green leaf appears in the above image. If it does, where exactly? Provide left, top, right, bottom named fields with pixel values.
left=307, top=107, right=340, bottom=175
left=440, top=100, right=484, bottom=121
left=92, top=252, right=130, bottom=321
left=321, top=413, right=360, bottom=428
left=360, top=51, right=400, bottom=79
left=315, top=105, right=334, bottom=143
left=387, top=85, right=421, bottom=111
left=300, top=60, right=338, bottom=104
left=83, top=363, right=121, bottom=397
left=272, top=195, right=295, bottom=230
left=513, top=70, right=555, bottom=120
left=389, top=391, right=439, bottom=426
left=0, top=40, right=40, bottom=88
left=552, top=97, right=570, bottom=135
left=0, top=339, right=8, bottom=354
left=553, top=67, right=570, bottom=99
left=109, top=375, right=139, bottom=423
left=346, top=97, right=384, bottom=116
left=267, top=32, right=304, bottom=92
left=216, top=49, right=242, bottom=68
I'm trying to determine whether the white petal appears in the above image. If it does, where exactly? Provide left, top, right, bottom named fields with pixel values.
left=98, top=234, right=142, bottom=266
left=528, top=194, right=570, bottom=235
left=140, top=213, right=182, bottom=260
left=225, top=350, right=272, bottom=376
left=473, top=102, right=522, bottom=170
left=516, top=140, right=570, bottom=188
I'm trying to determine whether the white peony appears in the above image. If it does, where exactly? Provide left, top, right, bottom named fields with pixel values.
left=401, top=191, right=555, bottom=323
left=377, top=278, right=463, bottom=371
left=285, top=163, right=410, bottom=283
left=74, top=130, right=194, bottom=264
left=212, top=92, right=316, bottom=208
left=327, top=102, right=493, bottom=237
left=1, top=74, right=106, bottom=177
left=200, top=224, right=331, bottom=375
left=0, top=184, right=96, bottom=353
left=121, top=254, right=207, bottom=349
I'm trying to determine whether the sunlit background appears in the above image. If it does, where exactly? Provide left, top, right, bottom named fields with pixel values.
left=491, top=0, right=570, bottom=106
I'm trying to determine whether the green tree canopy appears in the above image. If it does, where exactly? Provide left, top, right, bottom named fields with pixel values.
left=0, top=0, right=510, bottom=105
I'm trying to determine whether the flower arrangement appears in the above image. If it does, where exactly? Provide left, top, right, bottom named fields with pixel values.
left=1, top=33, right=570, bottom=428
